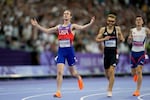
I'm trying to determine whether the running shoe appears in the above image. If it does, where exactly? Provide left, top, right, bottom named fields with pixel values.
left=133, top=74, right=138, bottom=82
left=53, top=91, right=62, bottom=98
left=78, top=78, right=84, bottom=90
left=107, top=91, right=112, bottom=97
left=133, top=90, right=140, bottom=96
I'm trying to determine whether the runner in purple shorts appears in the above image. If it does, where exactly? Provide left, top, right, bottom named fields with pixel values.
left=128, top=16, right=150, bottom=96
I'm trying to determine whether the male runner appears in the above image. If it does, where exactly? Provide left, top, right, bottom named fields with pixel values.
left=31, top=10, right=95, bottom=98
left=128, top=16, right=150, bottom=96
left=95, top=14, right=124, bottom=97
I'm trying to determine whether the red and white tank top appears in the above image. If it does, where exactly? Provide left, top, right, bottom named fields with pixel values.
left=57, top=24, right=74, bottom=47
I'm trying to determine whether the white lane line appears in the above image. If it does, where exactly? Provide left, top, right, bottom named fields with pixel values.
left=80, top=89, right=133, bottom=100
left=17, top=88, right=150, bottom=100
left=80, top=88, right=150, bottom=100
left=21, top=88, right=106, bottom=100
left=22, top=90, right=81, bottom=100
left=22, top=93, right=52, bottom=100
left=21, top=88, right=121, bottom=100
left=138, top=93, right=150, bottom=100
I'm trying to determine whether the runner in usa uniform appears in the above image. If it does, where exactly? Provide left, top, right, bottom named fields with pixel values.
left=31, top=10, right=95, bottom=98
left=128, top=16, right=150, bottom=96
left=96, top=14, right=124, bottom=97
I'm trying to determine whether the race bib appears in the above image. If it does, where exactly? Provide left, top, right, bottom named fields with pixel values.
left=59, top=40, right=71, bottom=47
left=105, top=40, right=116, bottom=47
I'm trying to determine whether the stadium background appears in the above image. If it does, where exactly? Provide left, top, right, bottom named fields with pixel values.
left=0, top=0, right=150, bottom=78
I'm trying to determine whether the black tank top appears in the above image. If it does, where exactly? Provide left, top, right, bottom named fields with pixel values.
left=103, top=27, right=117, bottom=53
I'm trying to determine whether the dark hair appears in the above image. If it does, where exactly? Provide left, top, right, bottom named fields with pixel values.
left=136, top=15, right=144, bottom=22
left=136, top=15, right=143, bottom=18
left=64, top=10, right=72, bottom=16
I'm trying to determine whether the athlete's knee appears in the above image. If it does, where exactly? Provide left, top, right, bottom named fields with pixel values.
left=57, top=70, right=63, bottom=76
left=109, top=66, right=115, bottom=73
left=137, top=69, right=142, bottom=75
left=137, top=66, right=143, bottom=74
left=70, top=71, right=78, bottom=77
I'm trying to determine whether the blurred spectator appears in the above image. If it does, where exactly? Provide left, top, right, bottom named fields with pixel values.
left=74, top=37, right=87, bottom=53
left=0, top=0, right=150, bottom=55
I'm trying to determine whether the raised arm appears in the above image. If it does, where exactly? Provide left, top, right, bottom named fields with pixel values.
left=31, top=19, right=57, bottom=34
left=72, top=16, right=95, bottom=30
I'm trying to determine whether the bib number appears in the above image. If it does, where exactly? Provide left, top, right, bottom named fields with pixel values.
left=59, top=40, right=71, bottom=47
left=105, top=40, right=116, bottom=47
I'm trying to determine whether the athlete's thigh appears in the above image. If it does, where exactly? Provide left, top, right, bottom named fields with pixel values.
left=104, top=55, right=110, bottom=69
left=109, top=54, right=117, bottom=66
left=56, top=48, right=66, bottom=64
left=131, top=51, right=138, bottom=68
left=57, top=63, right=65, bottom=74
left=66, top=47, right=76, bottom=66
left=137, top=51, right=145, bottom=66
left=131, top=51, right=145, bottom=68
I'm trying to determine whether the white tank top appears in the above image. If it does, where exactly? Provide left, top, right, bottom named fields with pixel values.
left=131, top=27, right=146, bottom=52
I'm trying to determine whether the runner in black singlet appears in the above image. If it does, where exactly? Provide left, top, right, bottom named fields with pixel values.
left=96, top=14, right=124, bottom=97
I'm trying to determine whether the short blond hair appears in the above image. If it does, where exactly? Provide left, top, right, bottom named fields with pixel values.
left=107, top=14, right=116, bottom=19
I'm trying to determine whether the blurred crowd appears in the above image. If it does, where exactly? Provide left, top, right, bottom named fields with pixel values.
left=0, top=0, right=150, bottom=55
